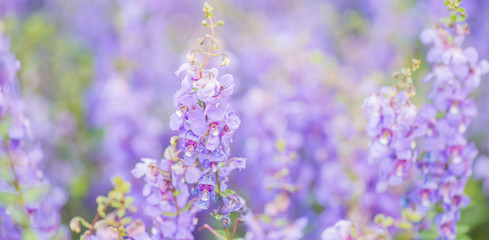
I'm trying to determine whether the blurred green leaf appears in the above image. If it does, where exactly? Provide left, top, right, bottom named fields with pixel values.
left=0, top=192, right=18, bottom=205
left=23, top=186, right=47, bottom=203
left=22, top=229, right=39, bottom=240
left=7, top=205, right=29, bottom=227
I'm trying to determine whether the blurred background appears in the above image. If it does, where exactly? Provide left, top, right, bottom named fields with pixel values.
left=1, top=0, right=489, bottom=239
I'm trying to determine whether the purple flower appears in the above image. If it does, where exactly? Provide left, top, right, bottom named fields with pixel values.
left=0, top=29, right=66, bottom=239
left=196, top=175, right=216, bottom=210
left=435, top=212, right=458, bottom=240
left=321, top=220, right=353, bottom=240
left=407, top=7, right=489, bottom=237
left=363, top=86, right=423, bottom=188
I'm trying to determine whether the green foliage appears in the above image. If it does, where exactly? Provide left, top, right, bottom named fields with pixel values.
left=23, top=186, right=48, bottom=204
left=418, top=228, right=438, bottom=239
left=0, top=192, right=18, bottom=205
left=442, top=0, right=467, bottom=25
left=69, top=177, right=142, bottom=239
left=7, top=205, right=29, bottom=228
left=22, top=229, right=39, bottom=240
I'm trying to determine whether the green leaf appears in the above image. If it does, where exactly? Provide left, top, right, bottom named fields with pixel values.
left=161, top=211, right=177, bottom=217
left=0, top=158, right=12, bottom=182
left=173, top=190, right=181, bottom=197
left=435, top=111, right=446, bottom=120
left=22, top=229, right=39, bottom=240
left=0, top=118, right=11, bottom=137
left=418, top=229, right=438, bottom=239
left=23, top=186, right=48, bottom=204
left=440, top=17, right=451, bottom=25
left=217, top=162, right=226, bottom=168
left=457, top=225, right=470, bottom=234
left=0, top=192, right=18, bottom=205
left=180, top=200, right=195, bottom=213
left=457, top=234, right=472, bottom=240
left=70, top=175, right=89, bottom=198
left=8, top=205, right=29, bottom=227
left=225, top=189, right=234, bottom=195
left=457, top=15, right=467, bottom=22
left=450, top=12, right=457, bottom=22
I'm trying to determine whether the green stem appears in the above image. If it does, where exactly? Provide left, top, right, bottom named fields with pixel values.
left=215, top=171, right=222, bottom=198
left=225, top=228, right=231, bottom=240
left=201, top=18, right=215, bottom=70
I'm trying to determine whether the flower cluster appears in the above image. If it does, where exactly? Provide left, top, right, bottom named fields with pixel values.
left=132, top=3, right=247, bottom=239
left=132, top=141, right=201, bottom=239
left=237, top=47, right=409, bottom=238
left=172, top=1, right=246, bottom=227
left=363, top=59, right=425, bottom=189
left=407, top=2, right=489, bottom=238
left=70, top=177, right=150, bottom=240
left=0, top=25, right=66, bottom=240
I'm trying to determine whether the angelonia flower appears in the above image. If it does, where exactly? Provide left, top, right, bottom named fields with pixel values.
left=70, top=177, right=150, bottom=240
left=132, top=142, right=201, bottom=239
left=407, top=2, right=489, bottom=239
left=132, top=3, right=247, bottom=239
left=0, top=25, right=67, bottom=239
left=363, top=59, right=425, bottom=190
left=237, top=49, right=405, bottom=238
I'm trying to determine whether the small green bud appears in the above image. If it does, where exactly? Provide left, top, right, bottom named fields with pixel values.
left=70, top=218, right=82, bottom=233
left=383, top=216, right=394, bottom=227
left=97, top=204, right=106, bottom=218
left=411, top=58, right=421, bottom=70
left=217, top=20, right=224, bottom=26
left=374, top=214, right=385, bottom=224
left=398, top=221, right=413, bottom=230
left=203, top=2, right=213, bottom=18
left=197, top=37, right=206, bottom=45
left=117, top=208, right=126, bottom=218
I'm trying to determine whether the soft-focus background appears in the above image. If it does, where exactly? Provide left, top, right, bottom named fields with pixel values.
left=1, top=0, right=489, bottom=239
